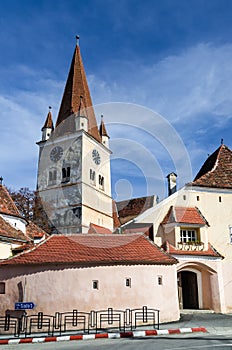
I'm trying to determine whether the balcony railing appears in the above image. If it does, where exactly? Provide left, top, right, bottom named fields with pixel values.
left=177, top=241, right=204, bottom=251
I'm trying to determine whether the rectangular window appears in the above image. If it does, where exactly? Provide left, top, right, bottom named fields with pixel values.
left=125, top=278, right=131, bottom=287
left=180, top=229, right=197, bottom=243
left=99, top=175, right=104, bottom=190
left=62, top=167, right=71, bottom=183
left=158, top=276, right=163, bottom=285
left=229, top=226, right=232, bottom=244
left=93, top=280, right=99, bottom=290
left=0, top=282, right=5, bottom=294
left=90, top=169, right=96, bottom=185
left=48, top=169, right=57, bottom=186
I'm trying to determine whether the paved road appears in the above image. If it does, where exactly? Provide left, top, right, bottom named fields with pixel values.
left=2, top=333, right=232, bottom=350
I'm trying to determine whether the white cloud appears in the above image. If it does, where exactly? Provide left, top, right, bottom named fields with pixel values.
left=1, top=42, right=232, bottom=194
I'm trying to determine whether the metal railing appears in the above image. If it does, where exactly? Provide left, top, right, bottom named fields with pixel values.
left=0, top=306, right=160, bottom=337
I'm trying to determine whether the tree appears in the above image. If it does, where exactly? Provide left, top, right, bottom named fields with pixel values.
left=7, top=187, right=35, bottom=221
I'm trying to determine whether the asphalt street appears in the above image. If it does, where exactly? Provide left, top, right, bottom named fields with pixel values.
left=1, top=312, right=232, bottom=350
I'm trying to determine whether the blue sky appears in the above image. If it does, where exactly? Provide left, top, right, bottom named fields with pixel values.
left=0, top=0, right=232, bottom=200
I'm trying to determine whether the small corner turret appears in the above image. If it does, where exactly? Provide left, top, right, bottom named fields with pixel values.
left=167, top=172, right=177, bottom=196
left=75, top=95, right=88, bottom=132
left=41, top=107, right=54, bottom=141
left=99, top=115, right=110, bottom=148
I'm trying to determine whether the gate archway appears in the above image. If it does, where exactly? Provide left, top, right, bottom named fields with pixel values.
left=178, top=271, right=199, bottom=309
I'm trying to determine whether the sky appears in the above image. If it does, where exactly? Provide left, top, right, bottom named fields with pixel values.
left=0, top=0, right=232, bottom=201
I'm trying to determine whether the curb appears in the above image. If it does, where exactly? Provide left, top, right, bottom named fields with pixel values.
left=0, top=327, right=207, bottom=345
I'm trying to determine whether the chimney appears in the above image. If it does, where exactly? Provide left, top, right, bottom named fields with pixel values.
left=167, top=172, right=177, bottom=196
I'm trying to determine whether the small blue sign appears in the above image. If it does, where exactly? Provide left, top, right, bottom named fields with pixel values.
left=15, top=302, right=35, bottom=310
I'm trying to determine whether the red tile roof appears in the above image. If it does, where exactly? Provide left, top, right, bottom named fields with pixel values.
left=55, top=44, right=101, bottom=142
left=191, top=144, right=232, bottom=189
left=0, top=216, right=27, bottom=242
left=88, top=223, right=112, bottom=234
left=162, top=240, right=223, bottom=258
left=0, top=233, right=178, bottom=266
left=26, top=221, right=47, bottom=239
left=0, top=185, right=21, bottom=217
left=161, top=206, right=208, bottom=226
left=116, top=195, right=155, bottom=224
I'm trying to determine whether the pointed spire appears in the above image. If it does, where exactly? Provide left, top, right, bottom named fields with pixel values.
left=56, top=39, right=101, bottom=142
left=42, top=107, right=54, bottom=131
left=99, top=115, right=109, bottom=138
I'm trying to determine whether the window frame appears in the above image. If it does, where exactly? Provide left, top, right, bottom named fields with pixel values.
left=0, top=282, right=5, bottom=294
left=180, top=229, right=198, bottom=243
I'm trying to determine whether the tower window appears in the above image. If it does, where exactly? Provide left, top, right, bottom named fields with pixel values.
left=158, top=276, right=163, bottom=285
left=219, top=196, right=222, bottom=202
left=48, top=169, right=57, bottom=186
left=197, top=196, right=200, bottom=201
left=99, top=175, right=104, bottom=190
left=62, top=167, right=71, bottom=183
left=90, top=169, right=96, bottom=185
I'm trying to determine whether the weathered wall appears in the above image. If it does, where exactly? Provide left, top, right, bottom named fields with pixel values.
left=0, top=263, right=179, bottom=323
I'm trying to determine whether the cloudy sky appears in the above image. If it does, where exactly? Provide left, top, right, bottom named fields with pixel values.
left=0, top=0, right=232, bottom=200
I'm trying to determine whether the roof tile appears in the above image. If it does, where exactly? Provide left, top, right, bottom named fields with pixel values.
left=162, top=206, right=208, bottom=225
left=0, top=233, right=178, bottom=266
left=191, top=144, right=232, bottom=189
left=0, top=185, right=21, bottom=217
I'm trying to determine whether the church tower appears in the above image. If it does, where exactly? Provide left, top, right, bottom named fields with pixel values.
left=36, top=39, right=113, bottom=234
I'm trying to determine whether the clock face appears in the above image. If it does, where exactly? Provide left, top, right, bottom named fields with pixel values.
left=92, top=149, right=101, bottom=165
left=50, top=146, right=63, bottom=162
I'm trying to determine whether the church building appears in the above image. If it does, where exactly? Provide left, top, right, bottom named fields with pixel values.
left=35, top=39, right=113, bottom=234
left=0, top=39, right=232, bottom=322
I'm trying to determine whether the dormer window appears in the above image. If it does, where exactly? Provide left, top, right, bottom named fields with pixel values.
left=180, top=229, right=197, bottom=243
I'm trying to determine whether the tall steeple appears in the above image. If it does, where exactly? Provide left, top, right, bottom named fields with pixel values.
left=56, top=38, right=101, bottom=142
